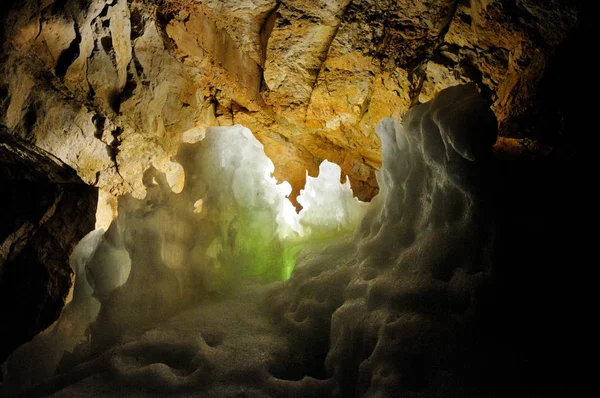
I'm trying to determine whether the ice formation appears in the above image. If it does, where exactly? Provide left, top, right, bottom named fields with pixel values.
left=1, top=84, right=499, bottom=397
left=1, top=123, right=366, bottom=395
left=297, top=160, right=368, bottom=239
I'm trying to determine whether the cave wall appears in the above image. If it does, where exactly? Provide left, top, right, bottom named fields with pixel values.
left=0, top=0, right=579, bottom=203
left=0, top=128, right=97, bottom=363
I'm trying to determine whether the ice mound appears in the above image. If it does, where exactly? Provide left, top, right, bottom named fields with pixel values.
left=268, top=83, right=498, bottom=396
left=1, top=84, right=499, bottom=397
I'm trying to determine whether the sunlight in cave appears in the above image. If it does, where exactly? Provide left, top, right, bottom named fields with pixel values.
left=90, top=123, right=365, bottom=287
left=179, top=124, right=366, bottom=282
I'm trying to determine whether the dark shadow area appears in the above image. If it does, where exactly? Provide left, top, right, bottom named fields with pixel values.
left=476, top=21, right=592, bottom=394
left=269, top=338, right=330, bottom=382
left=0, top=129, right=97, bottom=364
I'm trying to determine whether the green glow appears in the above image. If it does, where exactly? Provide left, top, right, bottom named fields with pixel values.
left=187, top=125, right=366, bottom=290
left=201, top=201, right=357, bottom=290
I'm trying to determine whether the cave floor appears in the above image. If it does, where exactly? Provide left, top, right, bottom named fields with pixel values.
left=13, top=284, right=331, bottom=398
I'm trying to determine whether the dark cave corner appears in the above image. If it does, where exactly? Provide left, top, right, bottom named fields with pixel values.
left=479, top=21, right=593, bottom=394
left=0, top=128, right=97, bottom=365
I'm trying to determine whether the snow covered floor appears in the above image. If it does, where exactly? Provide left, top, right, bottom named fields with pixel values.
left=17, top=285, right=332, bottom=397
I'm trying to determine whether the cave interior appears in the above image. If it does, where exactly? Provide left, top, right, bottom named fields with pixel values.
left=0, top=0, right=592, bottom=397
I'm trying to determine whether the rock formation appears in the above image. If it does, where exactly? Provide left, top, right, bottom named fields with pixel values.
left=0, top=0, right=578, bottom=201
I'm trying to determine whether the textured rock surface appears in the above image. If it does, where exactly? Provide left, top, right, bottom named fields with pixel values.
left=0, top=128, right=97, bottom=363
left=0, top=0, right=579, bottom=203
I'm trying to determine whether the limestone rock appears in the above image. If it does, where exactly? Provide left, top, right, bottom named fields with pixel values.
left=0, top=0, right=580, bottom=201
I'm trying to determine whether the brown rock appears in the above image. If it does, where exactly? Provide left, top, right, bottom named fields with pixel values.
left=0, top=0, right=580, bottom=202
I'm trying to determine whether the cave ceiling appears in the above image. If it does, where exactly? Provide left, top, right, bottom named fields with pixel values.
left=0, top=0, right=578, bottom=202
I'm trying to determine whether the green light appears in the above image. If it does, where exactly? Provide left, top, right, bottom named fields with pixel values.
left=186, top=125, right=366, bottom=290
